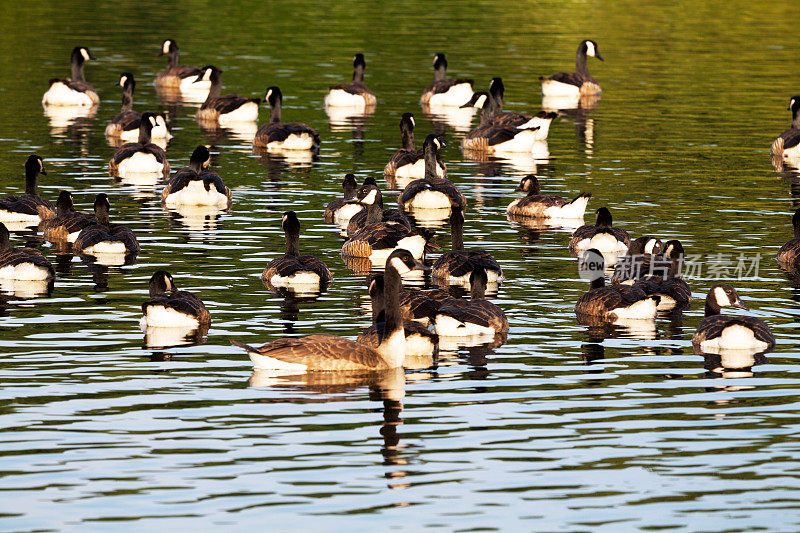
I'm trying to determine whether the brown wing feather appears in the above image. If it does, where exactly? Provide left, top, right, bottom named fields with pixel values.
left=143, top=290, right=211, bottom=325
left=0, top=248, right=55, bottom=277
left=693, top=315, right=776, bottom=347
left=234, top=335, right=389, bottom=371
left=436, top=299, right=509, bottom=332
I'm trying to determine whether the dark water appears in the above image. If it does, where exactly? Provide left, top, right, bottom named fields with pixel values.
left=2, top=0, right=800, bottom=530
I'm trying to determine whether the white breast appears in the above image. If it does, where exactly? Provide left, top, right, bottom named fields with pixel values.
left=0, top=262, right=51, bottom=281
left=218, top=101, right=260, bottom=124
left=0, top=209, right=42, bottom=224
left=610, top=298, right=658, bottom=320
left=42, top=82, right=95, bottom=106
left=267, top=133, right=316, bottom=151
left=165, top=180, right=229, bottom=207
left=334, top=203, right=364, bottom=228
left=541, top=79, right=581, bottom=98
left=324, top=89, right=368, bottom=108
left=117, top=151, right=164, bottom=175
left=546, top=196, right=590, bottom=219
left=142, top=305, right=200, bottom=328
left=376, top=328, right=407, bottom=368
left=491, top=129, right=539, bottom=154
left=405, top=189, right=452, bottom=210
left=434, top=314, right=496, bottom=337
left=701, top=324, right=771, bottom=351
left=427, top=83, right=474, bottom=107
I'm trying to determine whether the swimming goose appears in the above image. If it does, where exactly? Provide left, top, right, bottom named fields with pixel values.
left=74, top=194, right=140, bottom=257
left=460, top=92, right=541, bottom=153
left=772, top=97, right=800, bottom=162
left=262, top=211, right=332, bottom=292
left=692, top=284, right=775, bottom=352
left=342, top=186, right=433, bottom=262
left=506, top=175, right=590, bottom=219
left=154, top=39, right=207, bottom=93
left=162, top=146, right=231, bottom=208
left=324, top=173, right=359, bottom=224
left=345, top=183, right=411, bottom=237
left=541, top=40, right=603, bottom=97
left=398, top=134, right=466, bottom=213
left=574, top=249, right=659, bottom=320
left=488, top=78, right=557, bottom=140
left=357, top=274, right=438, bottom=356
left=777, top=208, right=800, bottom=266
left=105, top=73, right=171, bottom=142
left=399, top=287, right=453, bottom=326
left=42, top=190, right=96, bottom=243
left=629, top=239, right=692, bottom=311
left=42, top=46, right=98, bottom=106
left=434, top=267, right=509, bottom=337
left=108, top=112, right=170, bottom=177
left=384, top=113, right=446, bottom=184
left=141, top=270, right=211, bottom=328
left=420, top=53, right=474, bottom=107
left=568, top=207, right=630, bottom=255
left=0, top=223, right=54, bottom=281
left=0, top=155, right=55, bottom=225
left=611, top=236, right=664, bottom=284
left=233, top=249, right=426, bottom=371
left=253, top=86, right=320, bottom=151
left=194, top=66, right=260, bottom=124
left=432, top=206, right=503, bottom=285
left=323, top=53, right=377, bottom=109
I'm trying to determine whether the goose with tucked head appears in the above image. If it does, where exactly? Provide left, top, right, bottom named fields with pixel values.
left=488, top=78, right=557, bottom=140
left=109, top=113, right=171, bottom=177
left=460, top=92, right=542, bottom=153
left=262, top=211, right=332, bottom=294
left=155, top=39, right=207, bottom=94
left=233, top=249, right=427, bottom=371
left=541, top=40, right=603, bottom=97
left=194, top=66, right=261, bottom=125
left=568, top=207, right=630, bottom=255
left=0, top=155, right=55, bottom=225
left=693, top=284, right=775, bottom=353
left=323, top=53, right=377, bottom=109
left=254, top=86, right=320, bottom=151
left=0, top=222, right=54, bottom=281
left=42, top=46, right=99, bottom=106
left=420, top=53, right=474, bottom=107
left=162, top=146, right=231, bottom=208
left=398, top=134, right=466, bottom=213
left=141, top=270, right=211, bottom=329
left=507, top=175, right=591, bottom=220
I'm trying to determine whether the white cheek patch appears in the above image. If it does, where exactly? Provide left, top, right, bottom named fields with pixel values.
left=203, top=70, right=212, bottom=82
left=120, top=76, right=127, bottom=87
left=793, top=99, right=797, bottom=109
left=389, top=257, right=411, bottom=275
left=282, top=214, right=288, bottom=225
left=644, top=239, right=657, bottom=254
left=475, top=94, right=487, bottom=107
left=81, top=48, right=91, bottom=61
left=714, top=286, right=731, bottom=307
left=362, top=189, right=378, bottom=205
left=664, top=244, right=674, bottom=257
left=266, top=89, right=273, bottom=101
left=162, top=41, right=171, bottom=54
left=433, top=138, right=441, bottom=150
left=586, top=41, right=596, bottom=57
left=410, top=116, right=415, bottom=128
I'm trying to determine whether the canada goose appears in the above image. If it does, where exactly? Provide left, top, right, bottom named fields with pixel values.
left=0, top=155, right=55, bottom=225
left=488, top=78, right=557, bottom=140
left=434, top=267, right=509, bottom=337
left=692, top=284, right=775, bottom=352
left=324, top=173, right=359, bottom=224
left=154, top=39, right=207, bottom=92
left=194, top=66, right=260, bottom=124
left=541, top=40, right=603, bottom=97
left=42, top=46, right=98, bottom=106
left=345, top=183, right=411, bottom=237
left=0, top=223, right=54, bottom=280
left=108, top=113, right=170, bottom=177
left=232, top=249, right=427, bottom=371
left=399, top=288, right=452, bottom=326
left=253, top=86, right=320, bottom=151
left=777, top=208, right=800, bottom=266
left=384, top=113, right=446, bottom=184
left=398, top=134, right=466, bottom=212
left=105, top=73, right=172, bottom=142
left=323, top=53, right=377, bottom=108
left=460, top=92, right=541, bottom=153
left=611, top=236, right=664, bottom=284
left=575, top=249, right=659, bottom=320
left=357, top=274, right=438, bottom=356
left=432, top=206, right=503, bottom=285
left=506, top=175, right=590, bottom=219
left=568, top=207, right=630, bottom=255
left=342, top=186, right=434, bottom=262
left=140, top=270, right=211, bottom=328
left=771, top=97, right=800, bottom=162
left=74, top=194, right=140, bottom=257
left=262, top=211, right=332, bottom=292
left=420, top=53, right=474, bottom=107
left=162, top=146, right=231, bottom=208
left=629, top=239, right=692, bottom=311
left=42, top=190, right=96, bottom=243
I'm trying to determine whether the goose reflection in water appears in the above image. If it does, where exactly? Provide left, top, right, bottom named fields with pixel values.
left=254, top=148, right=316, bottom=183
left=542, top=94, right=600, bottom=155
left=421, top=102, right=478, bottom=134
left=698, top=348, right=770, bottom=395
left=144, top=322, right=209, bottom=349
left=43, top=104, right=97, bottom=142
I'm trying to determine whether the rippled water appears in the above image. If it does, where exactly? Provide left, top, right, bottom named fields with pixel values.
left=3, top=0, right=800, bottom=530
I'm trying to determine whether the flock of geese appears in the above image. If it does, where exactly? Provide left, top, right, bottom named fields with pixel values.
left=1, top=38, right=794, bottom=374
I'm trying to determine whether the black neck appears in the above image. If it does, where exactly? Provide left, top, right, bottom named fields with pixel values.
left=590, top=276, right=605, bottom=289
left=370, top=276, right=385, bottom=323
left=353, top=64, right=364, bottom=83
left=451, top=214, right=464, bottom=251
left=576, top=46, right=590, bottom=77
left=71, top=57, right=85, bottom=82
left=343, top=181, right=356, bottom=199
left=189, top=158, right=203, bottom=174
left=794, top=219, right=800, bottom=240
left=138, top=122, right=152, bottom=145
left=121, top=86, right=133, bottom=113
left=433, top=63, right=446, bottom=82
left=794, top=108, right=800, bottom=130
left=0, top=227, right=8, bottom=250
left=424, top=144, right=439, bottom=181
left=382, top=262, right=403, bottom=340
left=478, top=97, right=499, bottom=125
left=96, top=205, right=110, bottom=227
left=470, top=275, right=487, bottom=299
left=704, top=299, right=721, bottom=317
left=365, top=196, right=383, bottom=224
left=204, top=75, right=222, bottom=104
left=25, top=167, right=38, bottom=196
left=284, top=227, right=299, bottom=256
left=168, top=49, right=179, bottom=68
left=270, top=98, right=282, bottom=122
left=401, top=123, right=414, bottom=151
